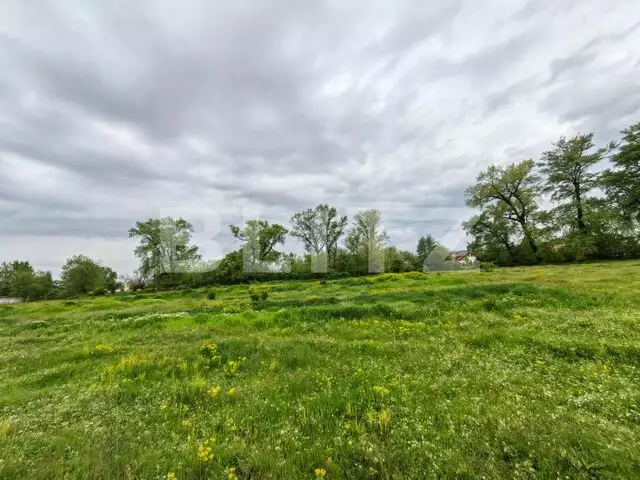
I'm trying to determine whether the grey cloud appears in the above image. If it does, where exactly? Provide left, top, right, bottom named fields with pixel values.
left=1, top=0, right=639, bottom=273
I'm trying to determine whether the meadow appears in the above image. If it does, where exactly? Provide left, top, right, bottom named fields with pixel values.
left=1, top=261, right=640, bottom=479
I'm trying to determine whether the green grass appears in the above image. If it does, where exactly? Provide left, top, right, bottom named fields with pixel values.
left=1, top=261, right=640, bottom=479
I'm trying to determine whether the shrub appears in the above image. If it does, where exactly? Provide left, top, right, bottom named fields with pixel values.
left=248, top=284, right=271, bottom=304
left=207, top=290, right=217, bottom=300
left=127, top=276, right=147, bottom=292
left=480, top=262, right=496, bottom=272
left=92, top=288, right=107, bottom=296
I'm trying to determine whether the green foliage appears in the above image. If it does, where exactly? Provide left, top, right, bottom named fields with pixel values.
left=207, top=290, right=217, bottom=300
left=345, top=209, right=389, bottom=273
left=60, top=255, right=112, bottom=297
left=480, top=261, right=496, bottom=272
left=416, top=234, right=438, bottom=267
left=247, top=284, right=271, bottom=304
left=2, top=262, right=640, bottom=478
left=466, top=159, right=543, bottom=259
left=289, top=204, right=347, bottom=262
left=602, top=121, right=640, bottom=226
left=0, top=261, right=54, bottom=301
left=539, top=133, right=612, bottom=235
left=465, top=121, right=640, bottom=266
left=230, top=220, right=288, bottom=270
left=128, top=217, right=200, bottom=286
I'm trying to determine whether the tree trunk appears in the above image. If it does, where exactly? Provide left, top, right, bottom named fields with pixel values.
left=575, top=190, right=588, bottom=234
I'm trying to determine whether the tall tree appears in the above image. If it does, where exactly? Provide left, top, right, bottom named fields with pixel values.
left=129, top=217, right=200, bottom=283
left=602, top=121, right=640, bottom=226
left=230, top=220, right=288, bottom=271
left=416, top=234, right=438, bottom=267
left=345, top=209, right=389, bottom=273
left=465, top=160, right=542, bottom=258
left=463, top=204, right=518, bottom=263
left=539, top=133, right=612, bottom=234
left=290, top=204, right=347, bottom=261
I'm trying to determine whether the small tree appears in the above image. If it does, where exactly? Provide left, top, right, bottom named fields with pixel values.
left=416, top=234, right=438, bottom=268
left=60, top=255, right=114, bottom=296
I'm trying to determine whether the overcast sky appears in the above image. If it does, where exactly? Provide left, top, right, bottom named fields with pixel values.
left=1, top=1, right=639, bottom=276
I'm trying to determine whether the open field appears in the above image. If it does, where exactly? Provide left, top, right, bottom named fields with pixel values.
left=1, top=262, right=640, bottom=479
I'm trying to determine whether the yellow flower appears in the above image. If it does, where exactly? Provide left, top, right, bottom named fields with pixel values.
left=315, top=467, right=327, bottom=478
left=167, top=473, right=177, bottom=480
left=226, top=387, right=236, bottom=396
left=93, top=344, right=113, bottom=354
left=208, top=385, right=221, bottom=397
left=196, top=437, right=216, bottom=462
left=372, top=386, right=390, bottom=397
left=225, top=467, right=239, bottom=480
left=379, top=408, right=391, bottom=429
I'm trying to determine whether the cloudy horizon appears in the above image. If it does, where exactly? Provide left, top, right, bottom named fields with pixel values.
left=1, top=1, right=639, bottom=276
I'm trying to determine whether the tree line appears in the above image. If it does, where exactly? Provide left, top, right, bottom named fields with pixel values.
left=1, top=121, right=638, bottom=300
left=464, top=121, right=640, bottom=265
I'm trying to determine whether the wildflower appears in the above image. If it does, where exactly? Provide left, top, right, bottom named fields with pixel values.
left=199, top=342, right=218, bottom=358
left=167, top=473, right=177, bottom=480
left=196, top=437, right=216, bottom=462
left=226, top=387, right=236, bottom=396
left=379, top=409, right=391, bottom=429
left=208, top=385, right=221, bottom=397
left=372, top=386, right=390, bottom=397
left=93, top=344, right=113, bottom=354
left=225, top=360, right=240, bottom=374
left=315, top=467, right=327, bottom=478
left=225, top=467, right=239, bottom=480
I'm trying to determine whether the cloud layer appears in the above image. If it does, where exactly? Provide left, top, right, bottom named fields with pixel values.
left=1, top=0, right=639, bottom=274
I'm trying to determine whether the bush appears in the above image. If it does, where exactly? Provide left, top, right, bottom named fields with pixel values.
left=207, top=290, right=217, bottom=300
left=480, top=262, right=496, bottom=272
left=248, top=284, right=271, bottom=304
left=92, top=288, right=108, bottom=296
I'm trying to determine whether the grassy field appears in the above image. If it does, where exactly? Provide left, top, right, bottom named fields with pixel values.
left=1, top=262, right=640, bottom=479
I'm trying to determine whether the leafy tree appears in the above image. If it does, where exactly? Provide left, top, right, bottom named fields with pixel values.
left=345, top=209, right=389, bottom=273
left=465, top=160, right=543, bottom=259
left=102, top=266, right=120, bottom=294
left=0, top=261, right=53, bottom=301
left=230, top=220, right=288, bottom=271
left=416, top=234, right=438, bottom=268
left=290, top=204, right=347, bottom=267
left=464, top=203, right=518, bottom=264
left=539, top=133, right=612, bottom=234
left=129, top=217, right=200, bottom=285
left=602, top=121, right=640, bottom=226
left=60, top=255, right=106, bottom=296
left=385, top=247, right=417, bottom=272
left=212, top=250, right=245, bottom=283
